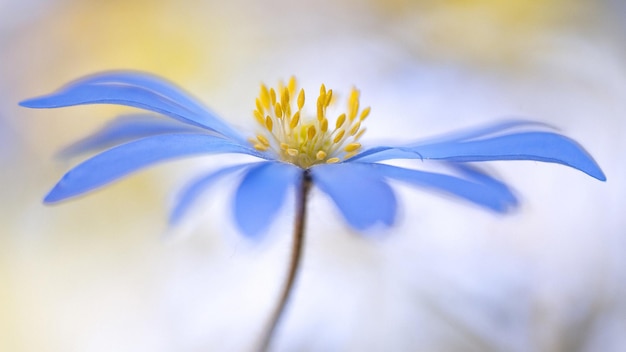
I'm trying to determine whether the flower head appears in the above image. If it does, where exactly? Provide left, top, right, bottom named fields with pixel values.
left=250, top=77, right=367, bottom=167
left=19, top=71, right=606, bottom=237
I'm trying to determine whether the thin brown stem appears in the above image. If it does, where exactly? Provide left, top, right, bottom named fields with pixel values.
left=257, top=170, right=312, bottom=352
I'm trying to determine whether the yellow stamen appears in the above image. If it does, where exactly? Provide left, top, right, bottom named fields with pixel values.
left=335, top=113, right=346, bottom=129
left=344, top=142, right=361, bottom=152
left=288, top=76, right=296, bottom=96
left=320, top=118, right=328, bottom=133
left=265, top=116, right=273, bottom=131
left=349, top=121, right=361, bottom=136
left=297, top=89, right=305, bottom=110
left=269, top=88, right=276, bottom=106
left=260, top=85, right=270, bottom=109
left=256, top=99, right=264, bottom=114
left=333, top=130, right=345, bottom=143
left=290, top=111, right=300, bottom=129
left=307, top=125, right=316, bottom=140
left=254, top=143, right=269, bottom=151
left=254, top=110, right=265, bottom=125
left=360, top=107, right=371, bottom=121
left=325, top=89, right=333, bottom=106
left=256, top=134, right=270, bottom=146
left=249, top=77, right=370, bottom=168
left=274, top=102, right=283, bottom=118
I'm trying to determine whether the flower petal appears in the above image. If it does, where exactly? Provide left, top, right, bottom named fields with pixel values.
left=406, top=119, right=553, bottom=147
left=45, top=133, right=267, bottom=203
left=170, top=163, right=253, bottom=225
left=19, top=71, right=244, bottom=141
left=233, top=162, right=302, bottom=238
left=353, top=131, right=605, bottom=181
left=415, top=132, right=606, bottom=180
left=58, top=114, right=202, bottom=158
left=449, top=163, right=519, bottom=207
left=352, top=120, right=549, bottom=162
left=310, top=163, right=397, bottom=230
left=372, top=163, right=517, bottom=212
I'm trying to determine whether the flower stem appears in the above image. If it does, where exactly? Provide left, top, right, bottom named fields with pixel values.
left=258, top=170, right=312, bottom=352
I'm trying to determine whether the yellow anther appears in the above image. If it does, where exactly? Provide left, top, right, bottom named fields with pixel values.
left=290, top=111, right=300, bottom=129
left=344, top=142, right=361, bottom=152
left=280, top=142, right=289, bottom=150
left=307, top=125, right=317, bottom=140
left=317, top=101, right=324, bottom=121
left=256, top=98, right=264, bottom=113
left=254, top=110, right=265, bottom=125
left=274, top=102, right=283, bottom=118
left=348, top=89, right=360, bottom=121
left=320, top=84, right=326, bottom=98
left=349, top=121, right=361, bottom=136
left=333, top=129, right=345, bottom=143
left=325, top=89, right=333, bottom=106
left=288, top=76, right=296, bottom=96
left=355, top=128, right=366, bottom=140
left=360, top=106, right=371, bottom=121
left=326, top=157, right=340, bottom=164
left=254, top=143, right=269, bottom=151
left=265, top=115, right=273, bottom=131
left=297, top=89, right=305, bottom=110
left=281, top=89, right=290, bottom=111
left=320, top=118, right=328, bottom=132
left=269, top=88, right=277, bottom=106
left=316, top=150, right=327, bottom=160
left=260, top=85, right=270, bottom=109
left=335, top=113, right=346, bottom=128
left=287, top=148, right=299, bottom=156
left=256, top=134, right=270, bottom=146
left=344, top=151, right=358, bottom=160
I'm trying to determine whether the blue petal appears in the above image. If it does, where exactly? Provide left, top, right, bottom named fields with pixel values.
left=45, top=134, right=267, bottom=203
left=233, top=162, right=302, bottom=238
left=170, top=163, right=253, bottom=225
left=310, top=163, right=397, bottom=230
left=352, top=120, right=548, bottom=162
left=415, top=132, right=606, bottom=180
left=353, top=131, right=605, bottom=181
left=371, top=163, right=517, bottom=212
left=406, top=119, right=553, bottom=147
left=19, top=71, right=244, bottom=142
left=58, top=114, right=202, bottom=158
left=449, top=163, right=519, bottom=207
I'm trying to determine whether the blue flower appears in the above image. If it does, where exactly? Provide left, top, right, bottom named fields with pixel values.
left=19, top=71, right=606, bottom=237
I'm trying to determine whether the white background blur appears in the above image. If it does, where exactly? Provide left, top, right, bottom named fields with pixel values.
left=1, top=0, right=624, bottom=351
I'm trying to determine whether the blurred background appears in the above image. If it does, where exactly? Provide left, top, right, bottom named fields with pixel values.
left=1, top=0, right=624, bottom=351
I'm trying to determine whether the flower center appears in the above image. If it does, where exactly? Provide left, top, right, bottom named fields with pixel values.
left=250, top=77, right=370, bottom=169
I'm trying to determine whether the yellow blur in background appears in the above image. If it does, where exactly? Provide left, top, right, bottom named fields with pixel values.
left=1, top=0, right=624, bottom=351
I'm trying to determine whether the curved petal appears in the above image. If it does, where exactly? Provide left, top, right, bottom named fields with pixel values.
left=233, top=162, right=302, bottom=238
left=448, top=163, right=518, bottom=207
left=45, top=133, right=268, bottom=203
left=170, top=163, right=253, bottom=225
left=58, top=114, right=202, bottom=158
left=406, top=119, right=553, bottom=147
left=371, top=163, right=517, bottom=212
left=19, top=71, right=244, bottom=142
left=353, top=132, right=606, bottom=181
left=310, top=163, right=397, bottom=230
left=351, top=120, right=549, bottom=162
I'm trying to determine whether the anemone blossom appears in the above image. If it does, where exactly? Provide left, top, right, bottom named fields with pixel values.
left=20, top=72, right=605, bottom=350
